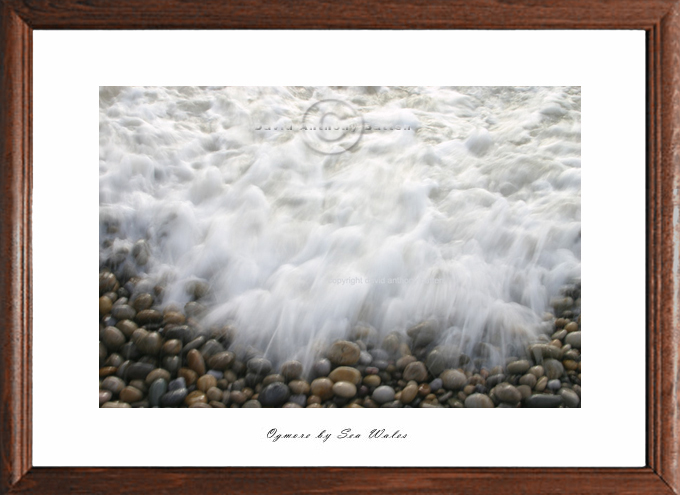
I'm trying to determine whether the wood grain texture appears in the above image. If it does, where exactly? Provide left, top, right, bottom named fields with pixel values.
left=1, top=0, right=676, bottom=29
left=0, top=2, right=31, bottom=493
left=1, top=0, right=679, bottom=494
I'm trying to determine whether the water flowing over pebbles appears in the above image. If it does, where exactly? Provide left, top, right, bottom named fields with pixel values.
left=99, top=86, right=580, bottom=409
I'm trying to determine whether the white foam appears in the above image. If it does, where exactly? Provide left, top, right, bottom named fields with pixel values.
left=99, top=86, right=581, bottom=364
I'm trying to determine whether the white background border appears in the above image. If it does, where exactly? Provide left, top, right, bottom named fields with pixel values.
left=32, top=30, right=645, bottom=467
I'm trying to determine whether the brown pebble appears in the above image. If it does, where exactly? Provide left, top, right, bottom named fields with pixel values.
left=178, top=368, right=198, bottom=386
left=230, top=391, right=247, bottom=405
left=209, top=400, right=226, bottom=408
left=401, top=383, right=418, bottom=404
left=307, top=395, right=321, bottom=405
left=99, top=366, right=117, bottom=378
left=189, top=402, right=211, bottom=408
left=116, top=320, right=138, bottom=339
left=289, top=380, right=310, bottom=395
left=163, top=311, right=186, bottom=325
left=207, top=351, right=235, bottom=371
left=206, top=387, right=222, bottom=402
left=187, top=349, right=206, bottom=375
left=162, top=339, right=182, bottom=355
left=310, top=378, right=334, bottom=400
left=102, top=326, right=126, bottom=351
left=418, top=383, right=431, bottom=397
left=306, top=403, right=322, bottom=408
left=101, top=401, right=131, bottom=408
left=563, top=359, right=578, bottom=371
left=565, top=321, right=579, bottom=333
left=99, top=296, right=113, bottom=316
left=119, top=386, right=144, bottom=403
left=197, top=374, right=217, bottom=392
left=99, top=389, right=112, bottom=406
left=185, top=390, right=207, bottom=406
left=363, top=375, right=381, bottom=387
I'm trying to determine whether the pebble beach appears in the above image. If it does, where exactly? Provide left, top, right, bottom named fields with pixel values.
left=99, top=86, right=581, bottom=409
left=99, top=268, right=581, bottom=408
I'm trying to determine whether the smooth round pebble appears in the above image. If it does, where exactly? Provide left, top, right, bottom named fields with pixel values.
left=332, top=381, right=357, bottom=398
left=372, top=385, right=395, bottom=404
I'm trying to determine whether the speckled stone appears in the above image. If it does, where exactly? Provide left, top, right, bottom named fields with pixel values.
left=327, top=340, right=361, bottom=366
left=402, top=361, right=428, bottom=382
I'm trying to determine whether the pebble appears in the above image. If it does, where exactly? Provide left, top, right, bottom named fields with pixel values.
left=135, top=309, right=163, bottom=325
left=535, top=376, right=548, bottom=392
left=529, top=365, right=544, bottom=378
left=327, top=340, right=361, bottom=366
left=529, top=344, right=562, bottom=360
left=168, top=377, right=186, bottom=391
left=406, top=321, right=438, bottom=347
left=516, top=384, right=532, bottom=400
left=288, top=394, right=307, bottom=407
left=464, top=393, right=494, bottom=408
left=258, top=382, right=291, bottom=407
left=288, top=380, right=310, bottom=395
left=313, top=358, right=331, bottom=377
left=99, top=296, right=113, bottom=316
left=359, top=351, right=373, bottom=365
left=363, top=375, right=381, bottom=387
left=178, top=368, right=198, bottom=386
left=332, top=381, right=357, bottom=398
left=148, top=378, right=168, bottom=407
left=125, top=362, right=154, bottom=381
left=559, top=388, right=581, bottom=407
left=162, top=339, right=182, bottom=355
left=486, top=374, right=506, bottom=389
left=208, top=351, right=235, bottom=371
left=396, top=355, right=417, bottom=370
left=102, top=326, right=126, bottom=351
left=187, top=349, right=206, bottom=376
left=565, top=322, right=579, bottom=333
left=493, top=383, right=521, bottom=403
left=519, top=373, right=537, bottom=388
left=328, top=366, right=362, bottom=385
left=440, top=369, right=467, bottom=390
left=262, top=374, right=284, bottom=386
left=543, top=359, right=565, bottom=380
left=101, top=401, right=131, bottom=408
left=372, top=385, right=396, bottom=404
left=310, top=378, right=334, bottom=400
left=247, top=357, right=272, bottom=375
left=145, top=368, right=171, bottom=385
left=547, top=379, right=562, bottom=391
left=524, top=394, right=564, bottom=408
left=565, top=331, right=581, bottom=349
left=429, top=378, right=443, bottom=392
left=402, top=361, right=428, bottom=382
left=160, top=388, right=188, bottom=407
left=99, top=389, right=112, bottom=406
left=197, top=374, right=217, bottom=392
left=280, top=360, right=303, bottom=380
left=111, top=304, right=136, bottom=321
left=185, top=390, right=207, bottom=406
left=506, top=360, right=531, bottom=375
left=401, top=383, right=418, bottom=404
left=132, top=293, right=154, bottom=311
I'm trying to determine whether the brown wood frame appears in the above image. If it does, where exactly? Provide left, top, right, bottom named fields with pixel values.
left=0, top=1, right=678, bottom=494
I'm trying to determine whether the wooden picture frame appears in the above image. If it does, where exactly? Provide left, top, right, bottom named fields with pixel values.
left=1, top=1, right=678, bottom=493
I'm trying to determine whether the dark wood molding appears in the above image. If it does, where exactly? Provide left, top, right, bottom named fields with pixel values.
left=1, top=1, right=679, bottom=494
